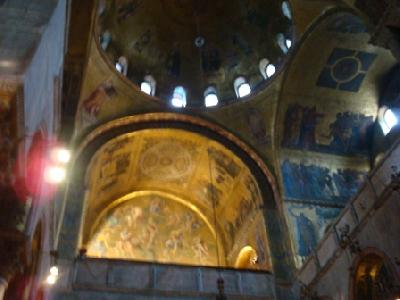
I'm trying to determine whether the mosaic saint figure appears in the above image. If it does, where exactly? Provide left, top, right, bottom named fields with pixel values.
left=299, top=106, right=323, bottom=149
left=282, top=104, right=303, bottom=147
left=81, top=81, right=116, bottom=126
left=296, top=213, right=317, bottom=258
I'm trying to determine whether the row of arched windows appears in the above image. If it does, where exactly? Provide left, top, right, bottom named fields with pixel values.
left=109, top=58, right=282, bottom=108
left=99, top=0, right=294, bottom=108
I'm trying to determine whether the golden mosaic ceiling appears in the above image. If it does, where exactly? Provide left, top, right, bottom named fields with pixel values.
left=97, top=0, right=293, bottom=106
left=82, top=128, right=272, bottom=270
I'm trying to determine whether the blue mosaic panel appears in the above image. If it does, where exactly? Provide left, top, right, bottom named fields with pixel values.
left=281, top=160, right=365, bottom=205
left=282, top=104, right=374, bottom=156
left=326, top=14, right=368, bottom=34
left=286, top=203, right=342, bottom=260
left=317, top=48, right=377, bottom=92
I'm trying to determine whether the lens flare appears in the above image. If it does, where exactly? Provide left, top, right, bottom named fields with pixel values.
left=44, top=166, right=66, bottom=184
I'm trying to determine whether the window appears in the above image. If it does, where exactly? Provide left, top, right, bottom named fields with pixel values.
left=259, top=59, right=276, bottom=79
left=238, top=83, right=251, bottom=98
left=204, top=86, right=219, bottom=107
left=277, top=33, right=291, bottom=54
left=235, top=246, right=258, bottom=269
left=141, top=75, right=156, bottom=96
left=285, top=38, right=292, bottom=49
left=98, top=0, right=106, bottom=15
left=281, top=1, right=292, bottom=20
left=171, top=86, right=187, bottom=108
left=115, top=56, right=128, bottom=76
left=380, top=107, right=398, bottom=135
left=234, top=77, right=251, bottom=98
left=266, top=64, right=276, bottom=78
left=100, top=30, right=111, bottom=50
left=140, top=82, right=151, bottom=95
left=115, top=62, right=122, bottom=73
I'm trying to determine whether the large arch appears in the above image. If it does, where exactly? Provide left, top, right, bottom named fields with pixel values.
left=274, top=9, right=397, bottom=267
left=56, top=113, right=295, bottom=281
left=349, top=248, right=400, bottom=300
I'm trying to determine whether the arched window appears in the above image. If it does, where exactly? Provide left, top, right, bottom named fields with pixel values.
left=266, top=64, right=276, bottom=77
left=277, top=33, right=291, bottom=54
left=286, top=38, right=292, bottom=49
left=235, top=246, right=258, bottom=269
left=115, top=56, right=128, bottom=76
left=98, top=0, right=106, bottom=16
left=141, top=75, right=156, bottom=96
left=353, top=252, right=399, bottom=300
left=234, top=77, right=251, bottom=98
left=379, top=106, right=398, bottom=135
left=259, top=59, right=276, bottom=79
left=204, top=86, right=219, bottom=107
left=171, top=86, right=187, bottom=108
left=281, top=1, right=292, bottom=20
left=100, top=30, right=111, bottom=50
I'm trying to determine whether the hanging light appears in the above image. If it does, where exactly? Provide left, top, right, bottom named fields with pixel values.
left=50, top=148, right=71, bottom=164
left=46, top=274, right=57, bottom=285
left=46, top=266, right=59, bottom=285
left=44, top=166, right=66, bottom=184
left=50, top=266, right=59, bottom=276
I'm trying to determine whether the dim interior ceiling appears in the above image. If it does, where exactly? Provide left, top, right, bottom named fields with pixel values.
left=97, top=0, right=293, bottom=106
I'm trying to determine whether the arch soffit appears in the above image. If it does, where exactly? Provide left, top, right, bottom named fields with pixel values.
left=73, top=113, right=281, bottom=211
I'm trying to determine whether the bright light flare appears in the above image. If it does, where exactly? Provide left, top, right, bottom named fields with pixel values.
left=50, top=266, right=59, bottom=276
left=51, top=148, right=71, bottom=164
left=44, top=166, right=66, bottom=184
left=46, top=274, right=57, bottom=285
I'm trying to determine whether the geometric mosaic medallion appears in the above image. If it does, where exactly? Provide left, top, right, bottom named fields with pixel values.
left=316, top=48, right=376, bottom=92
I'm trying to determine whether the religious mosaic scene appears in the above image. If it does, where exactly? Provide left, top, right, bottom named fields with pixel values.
left=0, top=0, right=399, bottom=299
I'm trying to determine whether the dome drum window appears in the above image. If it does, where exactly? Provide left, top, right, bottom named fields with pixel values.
left=115, top=56, right=128, bottom=76
left=100, top=30, right=111, bottom=50
left=98, top=0, right=295, bottom=107
left=281, top=1, right=292, bottom=20
left=204, top=86, right=219, bottom=107
left=277, top=33, right=292, bottom=54
left=379, top=106, right=399, bottom=135
left=234, top=77, right=251, bottom=98
left=141, top=75, right=156, bottom=96
left=259, top=59, right=276, bottom=79
left=171, top=86, right=187, bottom=108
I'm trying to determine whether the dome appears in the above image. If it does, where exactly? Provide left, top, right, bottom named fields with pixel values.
left=97, top=0, right=294, bottom=107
